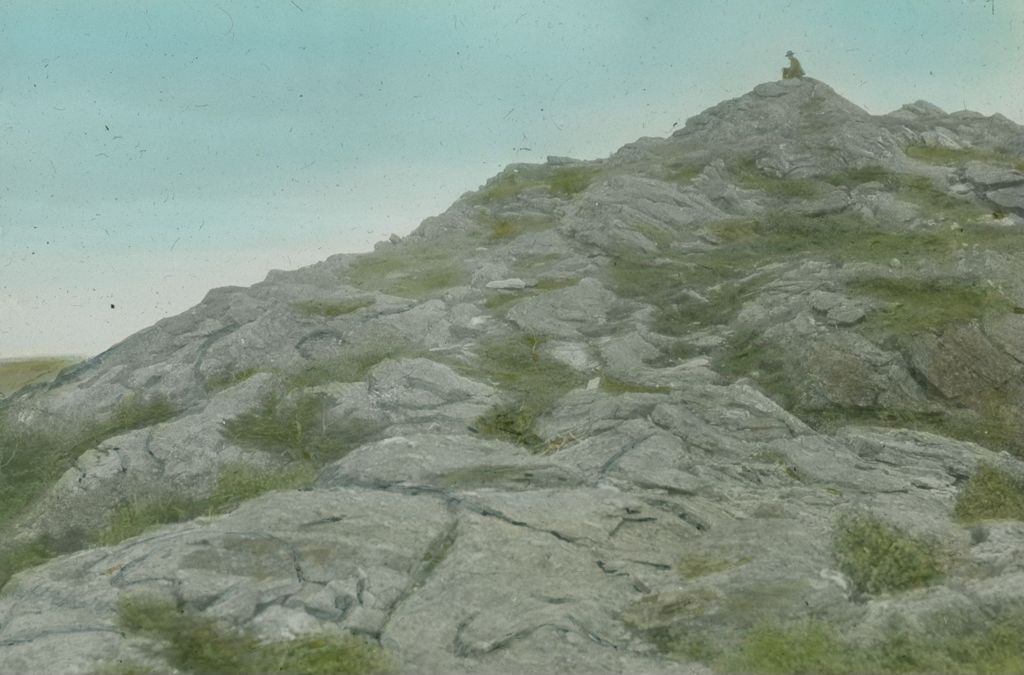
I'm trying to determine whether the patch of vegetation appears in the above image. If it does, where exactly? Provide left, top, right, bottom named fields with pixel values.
left=904, top=144, right=1009, bottom=166
left=676, top=552, right=749, bottom=579
left=91, top=660, right=163, bottom=675
left=346, top=242, right=466, bottom=299
left=115, top=594, right=392, bottom=675
left=0, top=356, right=78, bottom=397
left=206, top=462, right=317, bottom=512
left=472, top=403, right=544, bottom=448
left=0, top=539, right=57, bottom=592
left=824, top=164, right=895, bottom=188
left=0, top=393, right=181, bottom=537
left=954, top=464, right=1024, bottom=523
left=477, top=212, right=558, bottom=241
left=88, top=462, right=317, bottom=548
left=664, top=159, right=706, bottom=183
left=292, top=297, right=375, bottom=318
left=286, top=338, right=410, bottom=389
left=468, top=334, right=585, bottom=450
left=471, top=164, right=601, bottom=203
left=222, top=392, right=378, bottom=463
left=203, top=367, right=260, bottom=393
left=849, top=277, right=1012, bottom=338
left=832, top=512, right=945, bottom=595
left=634, top=222, right=677, bottom=249
left=717, top=606, right=1024, bottom=675
left=748, top=449, right=805, bottom=482
left=92, top=494, right=198, bottom=547
left=716, top=330, right=797, bottom=409
left=732, top=158, right=820, bottom=198
left=533, top=277, right=579, bottom=291
left=600, top=376, right=671, bottom=395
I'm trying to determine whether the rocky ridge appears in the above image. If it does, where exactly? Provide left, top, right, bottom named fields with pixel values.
left=3, top=78, right=1024, bottom=673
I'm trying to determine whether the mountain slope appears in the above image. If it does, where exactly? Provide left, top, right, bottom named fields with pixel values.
left=3, top=78, right=1024, bottom=674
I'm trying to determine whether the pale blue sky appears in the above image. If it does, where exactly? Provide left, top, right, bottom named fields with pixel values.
left=1, top=0, right=1021, bottom=357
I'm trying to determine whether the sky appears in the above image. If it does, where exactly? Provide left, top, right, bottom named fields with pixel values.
left=1, top=0, right=1021, bottom=358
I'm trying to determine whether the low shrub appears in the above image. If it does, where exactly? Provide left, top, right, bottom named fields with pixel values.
left=832, top=512, right=945, bottom=595
left=954, top=464, right=1024, bottom=523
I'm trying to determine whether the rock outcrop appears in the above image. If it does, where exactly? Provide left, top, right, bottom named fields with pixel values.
left=3, top=77, right=1024, bottom=674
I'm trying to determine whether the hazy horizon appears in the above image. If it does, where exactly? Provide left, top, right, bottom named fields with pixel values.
left=2, top=0, right=1021, bottom=358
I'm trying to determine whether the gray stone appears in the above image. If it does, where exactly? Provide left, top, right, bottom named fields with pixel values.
left=485, top=278, right=528, bottom=290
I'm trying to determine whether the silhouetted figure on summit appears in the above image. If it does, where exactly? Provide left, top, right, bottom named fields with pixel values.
left=782, top=50, right=805, bottom=79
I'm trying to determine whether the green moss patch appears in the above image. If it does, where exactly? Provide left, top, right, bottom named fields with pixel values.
left=292, top=297, right=375, bottom=318
left=115, top=594, right=392, bottom=675
left=954, top=464, right=1024, bottom=523
left=832, top=512, right=945, bottom=595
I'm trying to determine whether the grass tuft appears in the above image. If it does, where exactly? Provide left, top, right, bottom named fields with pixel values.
left=286, top=338, right=410, bottom=389
left=88, top=462, right=316, bottom=548
left=222, top=392, right=378, bottom=463
left=468, top=334, right=585, bottom=450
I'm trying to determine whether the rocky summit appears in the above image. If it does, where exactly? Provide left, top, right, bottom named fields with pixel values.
left=4, top=77, right=1024, bottom=674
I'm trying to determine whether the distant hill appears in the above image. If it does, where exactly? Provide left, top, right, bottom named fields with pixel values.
left=0, top=357, right=79, bottom=398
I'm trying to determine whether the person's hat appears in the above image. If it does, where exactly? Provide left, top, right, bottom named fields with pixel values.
left=785, top=50, right=795, bottom=57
